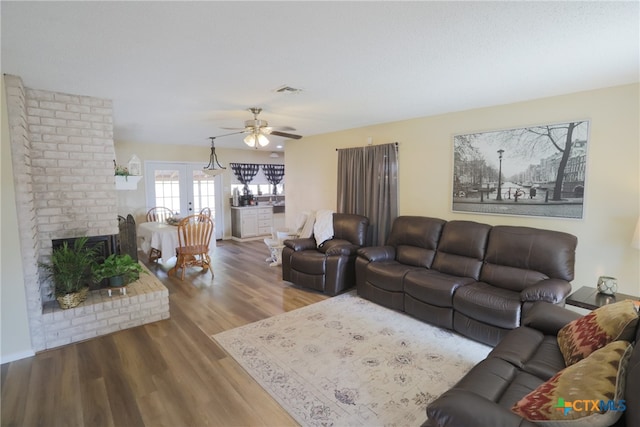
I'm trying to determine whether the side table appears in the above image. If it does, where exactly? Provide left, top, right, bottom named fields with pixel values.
left=566, top=286, right=639, bottom=311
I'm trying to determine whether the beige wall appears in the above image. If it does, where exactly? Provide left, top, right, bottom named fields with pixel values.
left=1, top=77, right=34, bottom=362
left=285, top=84, right=640, bottom=296
left=113, top=141, right=283, bottom=238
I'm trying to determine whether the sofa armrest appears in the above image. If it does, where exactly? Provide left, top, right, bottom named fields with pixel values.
left=426, top=389, right=536, bottom=427
left=320, top=239, right=359, bottom=256
left=522, top=301, right=581, bottom=335
left=520, top=278, right=572, bottom=304
left=356, top=245, right=396, bottom=262
left=283, top=237, right=316, bottom=252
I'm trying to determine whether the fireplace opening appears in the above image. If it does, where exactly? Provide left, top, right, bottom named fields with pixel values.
left=51, top=234, right=118, bottom=290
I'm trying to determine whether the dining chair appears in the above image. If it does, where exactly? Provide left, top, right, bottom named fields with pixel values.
left=146, top=207, right=173, bottom=263
left=174, top=214, right=214, bottom=280
left=146, top=206, right=173, bottom=223
left=199, top=207, right=212, bottom=222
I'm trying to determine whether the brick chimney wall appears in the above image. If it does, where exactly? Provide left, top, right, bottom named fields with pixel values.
left=5, top=74, right=119, bottom=351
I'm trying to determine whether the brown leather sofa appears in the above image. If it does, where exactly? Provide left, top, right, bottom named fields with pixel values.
left=424, top=302, right=640, bottom=427
left=356, top=216, right=577, bottom=346
left=282, top=213, right=369, bottom=296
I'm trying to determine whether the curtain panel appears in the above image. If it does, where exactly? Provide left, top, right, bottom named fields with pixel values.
left=337, top=143, right=398, bottom=246
left=262, top=164, right=285, bottom=195
left=230, top=163, right=260, bottom=194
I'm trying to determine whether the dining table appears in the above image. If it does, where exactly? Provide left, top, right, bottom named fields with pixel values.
left=138, top=221, right=217, bottom=266
left=138, top=221, right=180, bottom=264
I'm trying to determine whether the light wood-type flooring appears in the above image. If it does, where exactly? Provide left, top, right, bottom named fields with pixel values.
left=1, top=240, right=328, bottom=427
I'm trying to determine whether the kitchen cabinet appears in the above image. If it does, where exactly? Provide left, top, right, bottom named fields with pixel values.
left=231, top=206, right=273, bottom=240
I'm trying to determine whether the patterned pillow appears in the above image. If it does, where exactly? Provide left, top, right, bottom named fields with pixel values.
left=511, top=340, right=632, bottom=427
left=557, top=300, right=638, bottom=366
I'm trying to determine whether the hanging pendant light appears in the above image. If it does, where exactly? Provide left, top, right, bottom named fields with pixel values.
left=203, top=137, right=226, bottom=176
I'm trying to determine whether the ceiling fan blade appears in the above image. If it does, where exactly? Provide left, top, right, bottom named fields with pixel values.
left=271, top=126, right=296, bottom=132
left=270, top=130, right=302, bottom=140
left=220, top=126, right=247, bottom=130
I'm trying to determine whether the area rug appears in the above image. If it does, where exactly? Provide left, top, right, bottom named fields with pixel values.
left=212, top=292, right=491, bottom=426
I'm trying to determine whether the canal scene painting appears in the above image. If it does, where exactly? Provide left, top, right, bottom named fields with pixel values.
left=452, top=120, right=589, bottom=219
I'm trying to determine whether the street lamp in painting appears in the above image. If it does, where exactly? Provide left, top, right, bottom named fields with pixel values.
left=496, top=149, right=504, bottom=201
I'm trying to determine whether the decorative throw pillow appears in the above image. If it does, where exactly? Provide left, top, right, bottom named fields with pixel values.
left=557, top=300, right=638, bottom=366
left=313, top=209, right=335, bottom=247
left=511, top=340, right=632, bottom=427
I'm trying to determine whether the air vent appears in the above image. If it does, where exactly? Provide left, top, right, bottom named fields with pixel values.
left=274, top=85, right=302, bottom=94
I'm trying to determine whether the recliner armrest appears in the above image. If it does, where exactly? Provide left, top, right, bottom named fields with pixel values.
left=356, top=245, right=396, bottom=262
left=520, top=278, right=572, bottom=303
left=321, top=239, right=359, bottom=256
left=522, top=301, right=581, bottom=335
left=283, top=237, right=316, bottom=252
left=426, top=389, right=536, bottom=427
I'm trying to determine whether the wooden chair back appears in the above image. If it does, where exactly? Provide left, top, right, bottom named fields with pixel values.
left=177, top=214, right=213, bottom=252
left=175, top=214, right=214, bottom=280
left=146, top=207, right=173, bottom=223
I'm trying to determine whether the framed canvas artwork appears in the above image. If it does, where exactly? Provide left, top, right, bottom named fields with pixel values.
left=451, top=120, right=589, bottom=219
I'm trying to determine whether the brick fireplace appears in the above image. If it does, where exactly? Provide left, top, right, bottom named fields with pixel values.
left=5, top=74, right=169, bottom=352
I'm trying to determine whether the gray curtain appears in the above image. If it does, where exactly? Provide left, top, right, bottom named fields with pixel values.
left=337, top=143, right=398, bottom=246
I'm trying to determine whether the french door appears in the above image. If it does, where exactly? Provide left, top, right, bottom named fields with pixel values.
left=145, top=161, right=223, bottom=239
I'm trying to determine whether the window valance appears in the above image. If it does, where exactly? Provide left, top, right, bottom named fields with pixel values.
left=230, top=163, right=285, bottom=195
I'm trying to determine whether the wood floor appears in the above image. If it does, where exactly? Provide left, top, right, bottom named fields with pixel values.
left=1, top=240, right=329, bottom=427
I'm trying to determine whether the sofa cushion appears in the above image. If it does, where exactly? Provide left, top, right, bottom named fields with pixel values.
left=431, top=220, right=490, bottom=280
left=404, top=269, right=475, bottom=307
left=490, top=326, right=567, bottom=384
left=453, top=282, right=522, bottom=329
left=365, top=260, right=420, bottom=292
left=290, top=251, right=326, bottom=275
left=511, top=340, right=632, bottom=426
left=481, top=226, right=577, bottom=292
left=557, top=300, right=638, bottom=366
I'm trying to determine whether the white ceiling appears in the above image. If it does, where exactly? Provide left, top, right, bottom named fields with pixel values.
left=2, top=1, right=638, bottom=150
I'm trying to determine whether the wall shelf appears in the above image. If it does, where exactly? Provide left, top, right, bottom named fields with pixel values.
left=115, top=175, right=142, bottom=190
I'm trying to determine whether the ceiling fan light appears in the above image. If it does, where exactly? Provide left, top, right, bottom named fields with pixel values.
left=258, top=134, right=269, bottom=147
left=244, top=134, right=256, bottom=148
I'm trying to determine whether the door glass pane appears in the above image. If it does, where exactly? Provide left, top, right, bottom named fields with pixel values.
left=192, top=170, right=216, bottom=217
left=154, top=169, right=181, bottom=214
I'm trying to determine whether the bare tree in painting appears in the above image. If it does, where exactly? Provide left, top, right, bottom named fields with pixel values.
left=521, top=121, right=584, bottom=201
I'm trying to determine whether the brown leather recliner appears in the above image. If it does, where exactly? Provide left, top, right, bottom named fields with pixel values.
left=281, top=213, right=369, bottom=296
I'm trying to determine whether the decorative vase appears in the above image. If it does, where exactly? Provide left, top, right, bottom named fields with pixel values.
left=597, top=276, right=618, bottom=295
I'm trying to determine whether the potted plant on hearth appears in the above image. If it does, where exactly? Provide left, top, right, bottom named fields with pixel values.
left=93, top=254, right=146, bottom=287
left=40, top=236, right=100, bottom=309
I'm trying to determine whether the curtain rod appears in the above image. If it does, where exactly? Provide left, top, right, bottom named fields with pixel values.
left=335, top=141, right=398, bottom=151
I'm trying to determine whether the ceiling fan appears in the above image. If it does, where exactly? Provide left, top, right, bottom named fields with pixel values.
left=220, top=107, right=303, bottom=148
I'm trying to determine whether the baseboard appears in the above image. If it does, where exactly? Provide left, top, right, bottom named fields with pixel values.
left=1, top=348, right=35, bottom=364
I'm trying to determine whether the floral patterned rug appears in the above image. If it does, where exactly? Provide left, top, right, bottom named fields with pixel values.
left=212, top=291, right=491, bottom=426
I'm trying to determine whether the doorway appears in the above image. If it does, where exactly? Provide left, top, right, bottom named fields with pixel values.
left=144, top=161, right=223, bottom=239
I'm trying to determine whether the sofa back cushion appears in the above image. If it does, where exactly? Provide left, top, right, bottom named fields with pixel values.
left=480, top=226, right=577, bottom=292
left=332, top=213, right=369, bottom=247
left=386, top=216, right=445, bottom=268
left=432, top=220, right=491, bottom=280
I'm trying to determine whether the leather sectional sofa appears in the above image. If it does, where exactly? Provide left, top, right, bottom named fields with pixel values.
left=425, top=301, right=639, bottom=427
left=356, top=216, right=578, bottom=346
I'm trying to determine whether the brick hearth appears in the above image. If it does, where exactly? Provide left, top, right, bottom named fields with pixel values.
left=41, top=264, right=169, bottom=350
